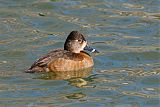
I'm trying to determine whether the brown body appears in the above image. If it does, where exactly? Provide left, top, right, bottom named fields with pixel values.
left=26, top=49, right=93, bottom=73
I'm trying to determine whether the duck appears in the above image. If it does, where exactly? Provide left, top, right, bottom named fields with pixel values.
left=26, top=31, right=98, bottom=73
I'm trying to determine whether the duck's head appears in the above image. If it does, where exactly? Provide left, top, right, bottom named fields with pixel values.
left=64, top=31, right=99, bottom=53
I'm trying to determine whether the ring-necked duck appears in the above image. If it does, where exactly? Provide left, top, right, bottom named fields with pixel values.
left=26, top=31, right=98, bottom=73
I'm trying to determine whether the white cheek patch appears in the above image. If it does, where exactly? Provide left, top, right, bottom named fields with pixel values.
left=82, top=41, right=87, bottom=49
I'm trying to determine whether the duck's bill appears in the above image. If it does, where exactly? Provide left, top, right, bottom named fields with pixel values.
left=84, top=45, right=99, bottom=53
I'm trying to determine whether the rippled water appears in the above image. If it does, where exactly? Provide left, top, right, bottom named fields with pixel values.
left=0, top=0, right=160, bottom=107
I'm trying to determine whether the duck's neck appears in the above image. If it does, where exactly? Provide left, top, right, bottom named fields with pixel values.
left=64, top=48, right=81, bottom=53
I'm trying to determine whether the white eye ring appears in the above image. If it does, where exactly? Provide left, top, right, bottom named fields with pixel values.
left=75, top=40, right=82, bottom=42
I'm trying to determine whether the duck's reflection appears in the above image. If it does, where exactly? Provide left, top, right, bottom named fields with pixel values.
left=36, top=67, right=92, bottom=80
left=68, top=78, right=88, bottom=87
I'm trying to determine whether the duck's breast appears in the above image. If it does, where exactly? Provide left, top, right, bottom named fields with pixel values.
left=48, top=51, right=93, bottom=71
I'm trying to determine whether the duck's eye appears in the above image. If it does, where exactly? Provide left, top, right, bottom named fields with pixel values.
left=75, top=40, right=82, bottom=43
left=78, top=40, right=82, bottom=42
left=75, top=39, right=82, bottom=42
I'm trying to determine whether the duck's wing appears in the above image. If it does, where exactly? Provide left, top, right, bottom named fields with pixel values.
left=26, top=49, right=64, bottom=73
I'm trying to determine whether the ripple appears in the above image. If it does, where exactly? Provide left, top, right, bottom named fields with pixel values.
left=120, top=91, right=159, bottom=98
left=65, top=92, right=86, bottom=99
left=0, top=0, right=159, bottom=107
left=122, top=3, right=144, bottom=9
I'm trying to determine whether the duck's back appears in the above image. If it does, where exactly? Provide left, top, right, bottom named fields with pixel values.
left=26, top=49, right=93, bottom=73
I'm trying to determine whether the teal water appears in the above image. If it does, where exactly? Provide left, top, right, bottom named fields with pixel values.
left=0, top=0, right=160, bottom=107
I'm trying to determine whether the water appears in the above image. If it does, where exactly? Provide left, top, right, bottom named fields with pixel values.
left=0, top=0, right=160, bottom=107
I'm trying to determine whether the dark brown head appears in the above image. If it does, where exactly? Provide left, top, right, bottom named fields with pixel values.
left=64, top=31, right=99, bottom=53
left=64, top=31, right=87, bottom=53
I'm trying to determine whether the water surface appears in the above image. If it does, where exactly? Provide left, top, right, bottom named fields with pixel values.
left=0, top=0, right=160, bottom=107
